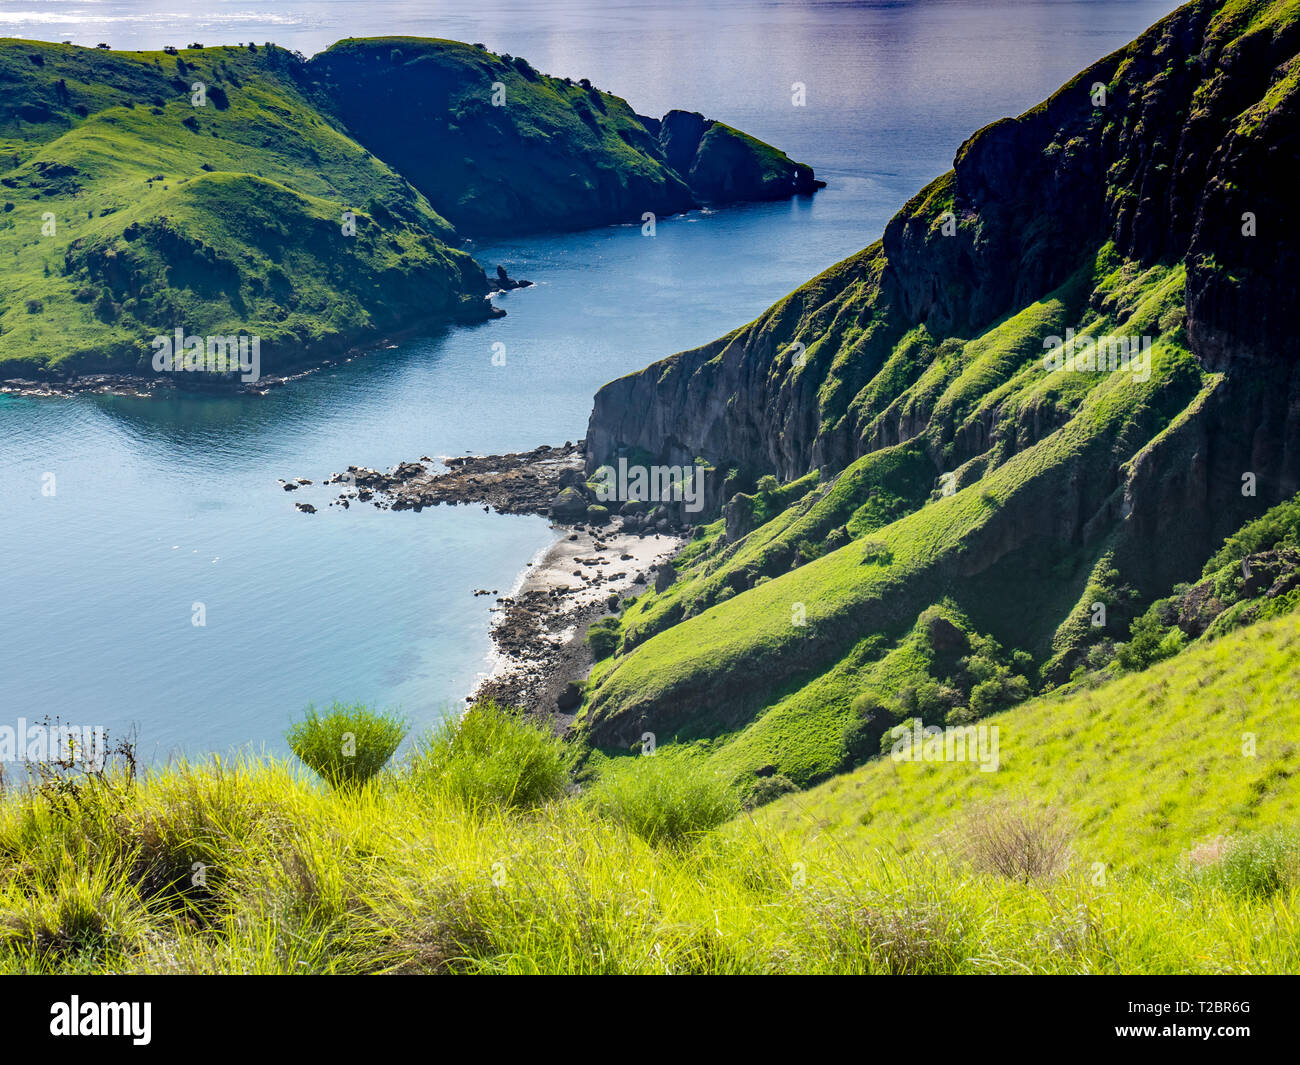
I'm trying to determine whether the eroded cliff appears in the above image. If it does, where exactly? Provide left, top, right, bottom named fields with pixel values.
left=579, top=0, right=1300, bottom=785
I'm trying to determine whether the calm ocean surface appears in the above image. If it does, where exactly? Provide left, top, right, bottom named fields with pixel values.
left=0, top=0, right=1179, bottom=761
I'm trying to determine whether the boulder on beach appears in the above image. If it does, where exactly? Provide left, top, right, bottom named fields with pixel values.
left=549, top=486, right=589, bottom=523
left=556, top=682, right=583, bottom=712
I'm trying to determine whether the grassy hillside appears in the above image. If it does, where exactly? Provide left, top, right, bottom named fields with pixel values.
left=578, top=248, right=1205, bottom=780
left=0, top=37, right=816, bottom=381
left=761, top=608, right=1300, bottom=871
left=574, top=0, right=1300, bottom=795
left=2, top=620, right=1298, bottom=975
left=0, top=41, right=485, bottom=380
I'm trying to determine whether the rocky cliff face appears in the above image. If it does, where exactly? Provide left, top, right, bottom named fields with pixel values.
left=587, top=0, right=1300, bottom=492
left=654, top=110, right=821, bottom=203
left=577, top=0, right=1300, bottom=775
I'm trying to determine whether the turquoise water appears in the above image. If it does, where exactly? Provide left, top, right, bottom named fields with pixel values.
left=0, top=0, right=1180, bottom=761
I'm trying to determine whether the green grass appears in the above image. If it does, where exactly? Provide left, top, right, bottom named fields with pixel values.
left=3, top=2, right=1298, bottom=975
left=3, top=615, right=1300, bottom=973
left=575, top=0, right=1300, bottom=794
left=1180, top=828, right=1300, bottom=899
left=0, top=40, right=485, bottom=377
left=760, top=609, right=1300, bottom=872
left=410, top=702, right=572, bottom=810
left=585, top=754, right=740, bottom=847
left=579, top=257, right=1200, bottom=771
left=286, top=702, right=406, bottom=790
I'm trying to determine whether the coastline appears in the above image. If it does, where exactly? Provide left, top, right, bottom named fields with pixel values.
left=317, top=440, right=689, bottom=726
left=471, top=519, right=684, bottom=727
left=0, top=344, right=398, bottom=399
left=0, top=291, right=523, bottom=400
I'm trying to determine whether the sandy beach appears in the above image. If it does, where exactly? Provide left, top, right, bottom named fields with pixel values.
left=472, top=520, right=685, bottom=723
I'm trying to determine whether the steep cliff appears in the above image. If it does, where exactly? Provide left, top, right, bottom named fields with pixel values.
left=589, top=0, right=1299, bottom=481
left=579, top=0, right=1300, bottom=787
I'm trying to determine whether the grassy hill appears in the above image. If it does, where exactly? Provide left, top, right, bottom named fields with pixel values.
left=2, top=616, right=1298, bottom=974
left=573, top=0, right=1300, bottom=795
left=760, top=607, right=1300, bottom=871
left=0, top=38, right=816, bottom=382
left=0, top=41, right=485, bottom=380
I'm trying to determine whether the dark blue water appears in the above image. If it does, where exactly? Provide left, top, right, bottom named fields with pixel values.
left=0, top=0, right=1180, bottom=761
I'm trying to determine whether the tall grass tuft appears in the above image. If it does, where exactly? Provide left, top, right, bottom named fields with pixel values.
left=1, top=749, right=1299, bottom=974
left=410, top=701, right=571, bottom=810
left=587, top=755, right=740, bottom=847
left=0, top=849, right=148, bottom=967
left=1180, top=829, right=1300, bottom=898
left=287, top=703, right=406, bottom=790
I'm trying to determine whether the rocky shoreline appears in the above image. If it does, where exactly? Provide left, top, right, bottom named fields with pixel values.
left=325, top=441, right=586, bottom=515
left=0, top=346, right=395, bottom=399
left=309, top=439, right=688, bottom=722
left=0, top=371, right=300, bottom=399
left=472, top=524, right=683, bottom=724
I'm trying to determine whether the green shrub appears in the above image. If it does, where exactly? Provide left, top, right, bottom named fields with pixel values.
left=287, top=702, right=406, bottom=790
left=896, top=683, right=944, bottom=719
left=587, top=618, right=621, bottom=660
left=743, top=773, right=798, bottom=809
left=794, top=539, right=825, bottom=564
left=842, top=689, right=890, bottom=766
left=944, top=704, right=976, bottom=726
left=588, top=756, right=739, bottom=846
left=968, top=678, right=1004, bottom=715
left=411, top=702, right=570, bottom=809
left=1202, top=492, right=1300, bottom=574
left=881, top=717, right=938, bottom=757
left=1117, top=608, right=1184, bottom=671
